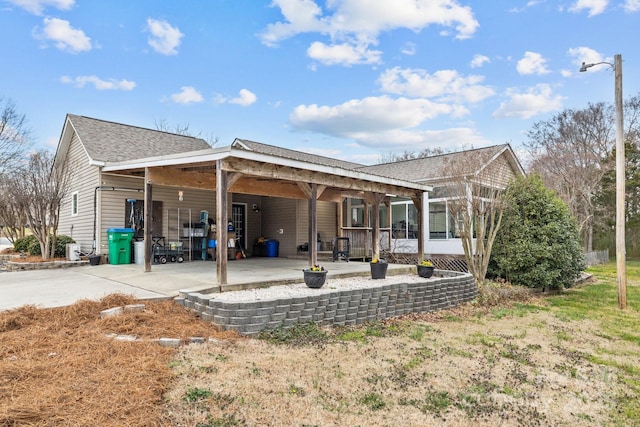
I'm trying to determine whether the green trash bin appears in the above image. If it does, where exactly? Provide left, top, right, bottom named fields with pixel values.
left=107, top=228, right=134, bottom=265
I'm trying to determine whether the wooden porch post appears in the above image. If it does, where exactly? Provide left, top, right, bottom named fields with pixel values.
left=216, top=160, right=228, bottom=286
left=143, top=167, right=153, bottom=272
left=309, top=183, right=318, bottom=267
left=412, top=192, right=425, bottom=261
left=337, top=198, right=344, bottom=237
left=368, top=192, right=385, bottom=260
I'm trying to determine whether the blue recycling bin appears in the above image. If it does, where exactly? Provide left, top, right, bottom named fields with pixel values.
left=265, top=240, right=279, bottom=257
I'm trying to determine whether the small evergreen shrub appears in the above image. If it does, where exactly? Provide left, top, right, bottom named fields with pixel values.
left=16, top=234, right=76, bottom=257
left=13, top=235, right=38, bottom=253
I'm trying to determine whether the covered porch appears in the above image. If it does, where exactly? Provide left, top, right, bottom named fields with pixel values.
left=100, top=141, right=431, bottom=286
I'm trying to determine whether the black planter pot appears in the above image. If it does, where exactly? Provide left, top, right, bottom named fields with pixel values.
left=416, top=265, right=434, bottom=278
left=303, top=270, right=327, bottom=288
left=89, top=254, right=101, bottom=266
left=370, top=261, right=388, bottom=279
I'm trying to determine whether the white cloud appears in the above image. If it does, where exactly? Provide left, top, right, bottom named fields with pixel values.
left=289, top=95, right=469, bottom=149
left=170, top=86, right=203, bottom=104
left=229, top=89, right=257, bottom=106
left=146, top=18, right=183, bottom=55
left=569, top=0, right=608, bottom=16
left=60, top=75, right=135, bottom=90
left=493, top=84, right=564, bottom=119
left=307, top=41, right=382, bottom=66
left=401, top=42, right=416, bottom=56
left=377, top=67, right=494, bottom=104
left=516, top=51, right=550, bottom=75
left=260, top=0, right=478, bottom=66
left=34, top=17, right=91, bottom=53
left=470, top=54, right=490, bottom=68
left=625, top=0, right=640, bottom=12
left=4, top=0, right=74, bottom=15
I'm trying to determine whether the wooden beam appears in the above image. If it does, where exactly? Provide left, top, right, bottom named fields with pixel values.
left=411, top=193, right=424, bottom=260
left=216, top=160, right=228, bottom=286
left=309, top=184, right=318, bottom=266
left=297, top=182, right=312, bottom=199
left=222, top=158, right=419, bottom=197
left=368, top=192, right=386, bottom=260
left=231, top=178, right=307, bottom=199
left=146, top=166, right=214, bottom=190
left=144, top=168, right=153, bottom=272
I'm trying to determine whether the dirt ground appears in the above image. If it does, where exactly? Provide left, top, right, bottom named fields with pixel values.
left=1, top=281, right=637, bottom=426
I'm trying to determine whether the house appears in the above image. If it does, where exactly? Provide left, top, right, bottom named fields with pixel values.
left=53, top=114, right=524, bottom=284
left=359, top=144, right=525, bottom=255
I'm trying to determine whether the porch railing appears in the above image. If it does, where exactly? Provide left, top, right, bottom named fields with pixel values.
left=340, top=227, right=390, bottom=260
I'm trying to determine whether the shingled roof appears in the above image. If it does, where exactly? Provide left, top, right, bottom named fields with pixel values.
left=65, top=114, right=212, bottom=163
left=232, top=139, right=364, bottom=170
left=357, top=144, right=517, bottom=182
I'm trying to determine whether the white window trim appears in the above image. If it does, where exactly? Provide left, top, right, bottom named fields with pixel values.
left=71, top=191, right=79, bottom=217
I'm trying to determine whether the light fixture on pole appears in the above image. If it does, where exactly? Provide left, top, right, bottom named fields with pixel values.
left=580, top=54, right=626, bottom=309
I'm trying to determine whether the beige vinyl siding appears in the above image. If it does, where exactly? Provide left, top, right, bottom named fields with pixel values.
left=261, top=197, right=297, bottom=257
left=58, top=133, right=101, bottom=254
left=295, top=200, right=337, bottom=250
left=97, top=173, right=217, bottom=255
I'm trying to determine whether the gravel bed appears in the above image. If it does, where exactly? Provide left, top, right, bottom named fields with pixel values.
left=211, top=274, right=429, bottom=302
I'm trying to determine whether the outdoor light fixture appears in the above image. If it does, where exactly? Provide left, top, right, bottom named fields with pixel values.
left=178, top=190, right=184, bottom=201
left=252, top=204, right=260, bottom=213
left=580, top=54, right=626, bottom=309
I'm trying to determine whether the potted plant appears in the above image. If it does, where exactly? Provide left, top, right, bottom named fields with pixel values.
left=370, top=258, right=388, bottom=279
left=303, top=264, right=328, bottom=288
left=416, top=260, right=435, bottom=278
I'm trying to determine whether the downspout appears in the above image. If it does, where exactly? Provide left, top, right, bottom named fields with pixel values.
left=92, top=186, right=144, bottom=254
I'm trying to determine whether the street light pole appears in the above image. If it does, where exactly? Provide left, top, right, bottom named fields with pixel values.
left=580, top=54, right=626, bottom=309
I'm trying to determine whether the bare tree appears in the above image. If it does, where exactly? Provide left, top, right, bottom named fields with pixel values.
left=378, top=147, right=447, bottom=164
left=441, top=154, right=508, bottom=284
left=0, top=172, right=28, bottom=243
left=12, top=150, right=71, bottom=259
left=0, top=97, right=32, bottom=174
left=526, top=103, right=615, bottom=251
left=154, top=118, right=219, bottom=147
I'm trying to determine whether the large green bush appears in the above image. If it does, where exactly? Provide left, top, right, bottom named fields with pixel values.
left=15, top=234, right=75, bottom=257
left=490, top=174, right=585, bottom=290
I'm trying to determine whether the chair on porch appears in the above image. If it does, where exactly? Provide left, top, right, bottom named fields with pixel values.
left=332, top=237, right=350, bottom=262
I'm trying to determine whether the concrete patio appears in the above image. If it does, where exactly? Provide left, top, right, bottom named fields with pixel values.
left=0, top=258, right=414, bottom=311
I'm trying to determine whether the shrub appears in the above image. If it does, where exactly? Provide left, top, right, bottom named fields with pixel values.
left=16, top=234, right=75, bottom=257
left=490, top=174, right=585, bottom=290
left=13, top=235, right=38, bottom=253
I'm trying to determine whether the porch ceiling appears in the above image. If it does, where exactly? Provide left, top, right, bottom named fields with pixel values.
left=102, top=151, right=431, bottom=201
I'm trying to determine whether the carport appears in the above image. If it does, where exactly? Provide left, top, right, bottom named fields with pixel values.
left=100, top=139, right=431, bottom=286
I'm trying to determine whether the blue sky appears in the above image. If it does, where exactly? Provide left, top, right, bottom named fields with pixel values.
left=1, top=0, right=638, bottom=165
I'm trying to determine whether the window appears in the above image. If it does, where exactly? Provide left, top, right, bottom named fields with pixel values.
left=391, top=199, right=418, bottom=239
left=71, top=191, right=78, bottom=216
left=429, top=201, right=447, bottom=239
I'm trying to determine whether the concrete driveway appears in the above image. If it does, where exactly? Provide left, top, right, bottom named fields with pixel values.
left=0, top=258, right=412, bottom=312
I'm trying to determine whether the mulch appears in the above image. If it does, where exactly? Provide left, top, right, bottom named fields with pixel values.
left=0, top=294, right=240, bottom=427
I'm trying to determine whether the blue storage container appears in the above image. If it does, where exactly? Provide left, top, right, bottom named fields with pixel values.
left=208, top=239, right=217, bottom=248
left=265, top=240, right=279, bottom=257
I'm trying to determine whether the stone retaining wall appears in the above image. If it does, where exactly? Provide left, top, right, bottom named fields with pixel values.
left=4, top=259, right=89, bottom=271
left=176, top=270, right=477, bottom=336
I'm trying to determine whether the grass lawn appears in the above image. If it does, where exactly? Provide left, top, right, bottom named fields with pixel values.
left=166, top=262, right=640, bottom=426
